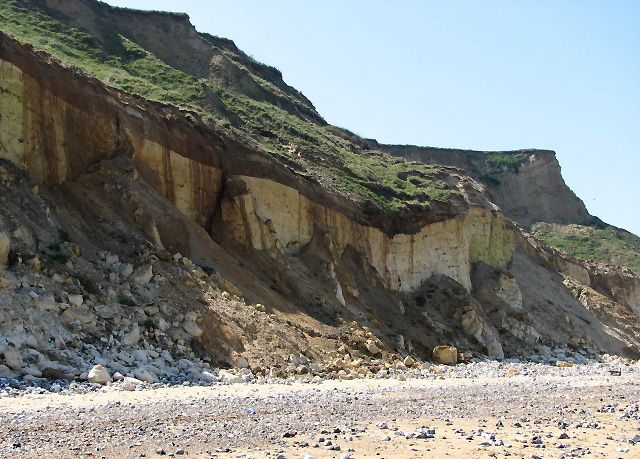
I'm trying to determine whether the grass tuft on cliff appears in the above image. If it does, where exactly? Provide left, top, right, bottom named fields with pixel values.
left=0, top=0, right=460, bottom=213
left=486, top=152, right=526, bottom=172
left=532, top=222, right=640, bottom=275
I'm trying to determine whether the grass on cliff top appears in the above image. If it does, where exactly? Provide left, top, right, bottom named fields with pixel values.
left=0, top=0, right=207, bottom=113
left=532, top=222, right=640, bottom=275
left=218, top=89, right=453, bottom=207
left=0, top=0, right=459, bottom=212
left=486, top=152, right=526, bottom=172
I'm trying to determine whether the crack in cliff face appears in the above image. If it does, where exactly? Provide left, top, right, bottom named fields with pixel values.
left=206, top=172, right=226, bottom=236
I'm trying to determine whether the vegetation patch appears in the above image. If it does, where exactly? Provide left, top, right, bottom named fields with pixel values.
left=57, top=228, right=71, bottom=243
left=117, top=293, right=136, bottom=307
left=77, top=274, right=99, bottom=294
left=486, top=153, right=526, bottom=172
left=532, top=222, right=640, bottom=275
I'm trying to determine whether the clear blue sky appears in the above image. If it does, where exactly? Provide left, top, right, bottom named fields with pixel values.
left=104, top=0, right=640, bottom=235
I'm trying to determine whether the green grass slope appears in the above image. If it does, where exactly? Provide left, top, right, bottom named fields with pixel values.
left=532, top=222, right=640, bottom=275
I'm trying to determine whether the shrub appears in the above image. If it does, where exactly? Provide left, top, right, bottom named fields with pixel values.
left=77, top=274, right=98, bottom=294
left=117, top=294, right=135, bottom=307
left=486, top=153, right=526, bottom=171
left=58, top=229, right=71, bottom=243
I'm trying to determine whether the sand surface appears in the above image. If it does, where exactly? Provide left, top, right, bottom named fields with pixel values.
left=1, top=372, right=640, bottom=458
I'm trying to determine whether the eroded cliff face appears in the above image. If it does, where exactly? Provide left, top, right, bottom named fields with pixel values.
left=1, top=27, right=640, bottom=366
left=0, top=34, right=513, bottom=298
left=383, top=145, right=591, bottom=228
left=0, top=58, right=122, bottom=185
left=220, top=175, right=514, bottom=293
left=488, top=153, right=591, bottom=227
left=0, top=63, right=220, bottom=227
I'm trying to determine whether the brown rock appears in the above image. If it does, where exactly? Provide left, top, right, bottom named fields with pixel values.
left=433, top=346, right=458, bottom=365
left=41, top=367, right=73, bottom=380
left=26, top=256, right=41, bottom=272
left=403, top=355, right=416, bottom=367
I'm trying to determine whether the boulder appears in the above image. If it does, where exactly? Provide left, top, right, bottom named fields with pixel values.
left=365, top=340, right=382, bottom=356
left=132, top=349, right=148, bottom=364
left=200, top=370, right=217, bottom=382
left=403, top=355, right=416, bottom=367
left=460, top=309, right=504, bottom=359
left=22, top=365, right=42, bottom=377
left=94, top=304, right=118, bottom=320
left=157, top=317, right=170, bottom=331
left=2, top=348, right=23, bottom=371
left=432, top=346, right=458, bottom=365
left=132, top=264, right=153, bottom=285
left=0, top=364, right=14, bottom=377
left=68, top=294, right=84, bottom=307
left=41, top=367, right=71, bottom=380
left=62, top=305, right=96, bottom=325
left=120, top=380, right=137, bottom=391
left=120, top=263, right=134, bottom=279
left=105, top=253, right=119, bottom=264
left=88, top=364, right=112, bottom=384
left=218, top=369, right=244, bottom=384
left=183, top=320, right=203, bottom=338
left=0, top=232, right=9, bottom=266
left=133, top=367, right=159, bottom=383
left=121, top=376, right=143, bottom=391
left=121, top=325, right=141, bottom=347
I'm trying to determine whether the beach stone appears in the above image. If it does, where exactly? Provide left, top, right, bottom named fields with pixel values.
left=87, top=364, right=111, bottom=384
left=403, top=355, right=416, bottom=367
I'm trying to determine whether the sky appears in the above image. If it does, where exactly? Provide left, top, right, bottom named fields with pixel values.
left=104, top=0, right=640, bottom=235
